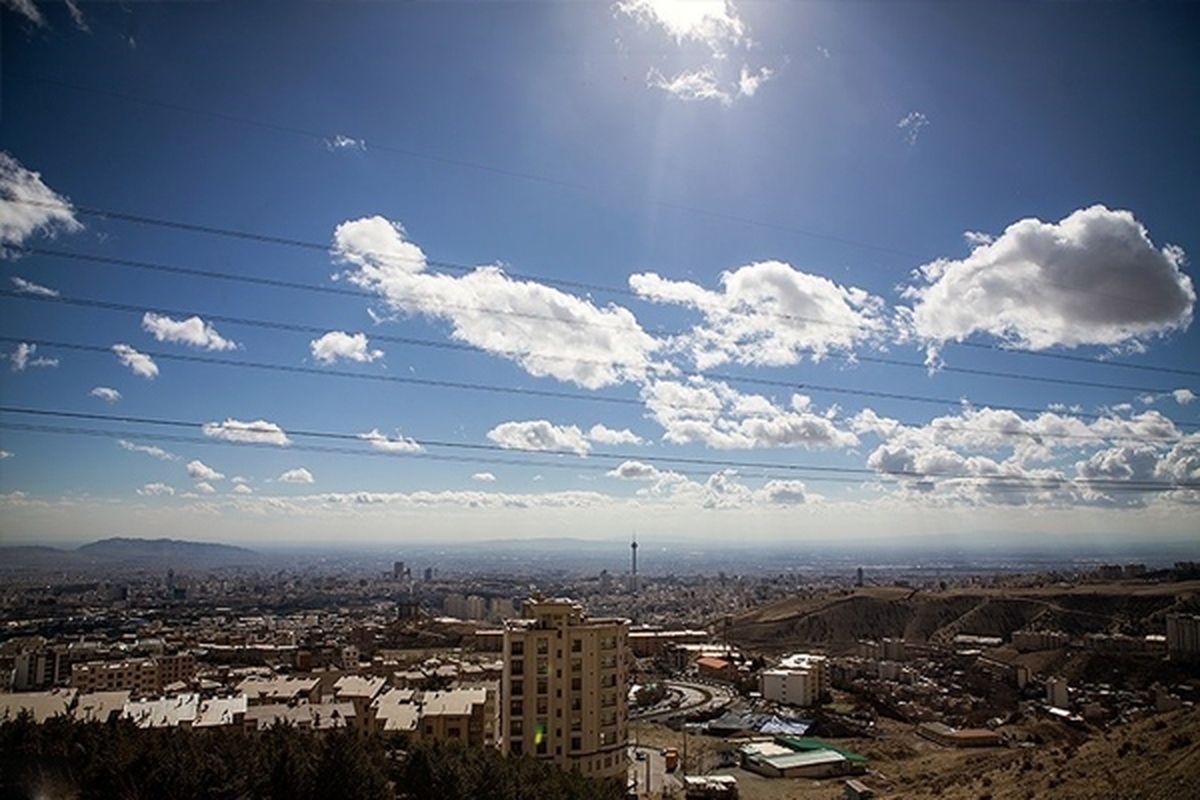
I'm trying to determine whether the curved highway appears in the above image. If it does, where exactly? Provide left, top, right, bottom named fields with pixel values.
left=632, top=679, right=734, bottom=722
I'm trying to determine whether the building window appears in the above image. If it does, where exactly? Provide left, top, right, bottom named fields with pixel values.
left=510, top=720, right=523, bottom=736
left=571, top=639, right=582, bottom=653
left=510, top=659, right=523, bottom=676
left=511, top=741, right=523, bottom=755
left=536, top=658, right=549, bottom=675
left=536, top=638, right=549, bottom=655
left=510, top=641, right=523, bottom=656
left=448, top=727, right=460, bottom=739
left=510, top=699, right=523, bottom=718
left=536, top=678, right=548, bottom=695
left=571, top=677, right=582, bottom=691
left=536, top=697, right=548, bottom=715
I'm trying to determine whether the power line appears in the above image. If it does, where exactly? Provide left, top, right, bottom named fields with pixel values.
left=11, top=201, right=1200, bottom=381
left=3, top=408, right=1194, bottom=492
left=21, top=72, right=1188, bottom=330
left=4, top=335, right=1195, bottom=448
left=3, top=288, right=1191, bottom=398
left=5, top=334, right=1197, bottom=437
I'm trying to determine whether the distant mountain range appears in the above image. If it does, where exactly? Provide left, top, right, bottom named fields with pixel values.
left=0, top=537, right=261, bottom=571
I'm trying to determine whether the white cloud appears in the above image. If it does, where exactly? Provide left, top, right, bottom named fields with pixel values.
left=64, top=0, right=87, bottom=31
left=605, top=464, right=814, bottom=509
left=607, top=460, right=662, bottom=480
left=137, top=482, right=175, bottom=497
left=759, top=479, right=809, bottom=505
left=310, top=331, right=383, bottom=364
left=737, top=64, right=772, bottom=98
left=193, top=481, right=217, bottom=495
left=487, top=420, right=591, bottom=455
left=280, top=468, right=314, bottom=484
left=112, top=344, right=159, bottom=378
left=617, top=1, right=771, bottom=105
left=8, top=342, right=57, bottom=371
left=0, top=450, right=12, bottom=459
left=1155, top=434, right=1200, bottom=483
left=1, top=0, right=86, bottom=29
left=326, top=134, right=366, bottom=151
left=118, top=440, right=178, bottom=461
left=142, top=313, right=238, bottom=351
left=186, top=459, right=225, bottom=482
left=851, top=403, right=1199, bottom=508
left=4, top=1, right=43, bottom=26
left=631, top=260, right=884, bottom=369
left=0, top=152, right=81, bottom=252
left=357, top=428, right=423, bottom=453
left=90, top=386, right=121, bottom=403
left=641, top=377, right=859, bottom=451
left=963, top=231, right=994, bottom=247
left=334, top=216, right=659, bottom=389
left=587, top=424, right=645, bottom=446
left=12, top=276, right=58, bottom=296
left=472, top=472, right=497, bottom=482
left=898, top=111, right=929, bottom=145
left=202, top=418, right=291, bottom=447
left=1174, top=389, right=1196, bottom=405
left=232, top=483, right=253, bottom=495
left=648, top=66, right=731, bottom=105
left=902, top=206, right=1195, bottom=352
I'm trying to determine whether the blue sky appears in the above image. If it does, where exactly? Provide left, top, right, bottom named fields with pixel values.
left=1, top=0, right=1198, bottom=549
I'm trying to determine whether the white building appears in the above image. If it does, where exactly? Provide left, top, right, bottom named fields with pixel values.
left=760, top=653, right=828, bottom=707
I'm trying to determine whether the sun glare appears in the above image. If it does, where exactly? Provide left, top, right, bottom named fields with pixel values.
left=618, top=0, right=745, bottom=49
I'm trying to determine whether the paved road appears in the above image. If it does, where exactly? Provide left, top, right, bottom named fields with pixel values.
left=627, top=745, right=672, bottom=796
left=634, top=679, right=735, bottom=722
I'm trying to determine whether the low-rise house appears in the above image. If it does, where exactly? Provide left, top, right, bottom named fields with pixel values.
left=0, top=688, right=77, bottom=723
left=236, top=675, right=321, bottom=706
left=243, top=701, right=356, bottom=731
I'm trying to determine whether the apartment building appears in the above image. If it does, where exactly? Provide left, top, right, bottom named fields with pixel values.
left=760, top=653, right=828, bottom=708
left=502, top=598, right=629, bottom=779
left=69, top=653, right=197, bottom=697
left=420, top=687, right=495, bottom=747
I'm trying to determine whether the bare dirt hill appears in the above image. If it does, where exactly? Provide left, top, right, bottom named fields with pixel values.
left=725, top=582, right=1200, bottom=653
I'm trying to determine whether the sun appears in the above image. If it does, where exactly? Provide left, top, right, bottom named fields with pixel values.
left=617, top=0, right=746, bottom=51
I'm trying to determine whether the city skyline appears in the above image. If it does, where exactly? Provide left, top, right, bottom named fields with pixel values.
left=2, top=1, right=1198, bottom=548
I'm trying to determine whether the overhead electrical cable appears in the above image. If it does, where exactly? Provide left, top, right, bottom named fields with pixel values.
left=1, top=336, right=1196, bottom=441
left=2, top=408, right=1194, bottom=492
left=3, top=289, right=1191, bottom=398
left=8, top=200, right=1200, bottom=381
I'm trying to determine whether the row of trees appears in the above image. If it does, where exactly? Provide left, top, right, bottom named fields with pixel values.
left=0, top=714, right=624, bottom=800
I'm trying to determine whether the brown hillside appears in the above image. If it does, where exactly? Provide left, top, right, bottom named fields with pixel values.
left=725, top=582, right=1200, bottom=652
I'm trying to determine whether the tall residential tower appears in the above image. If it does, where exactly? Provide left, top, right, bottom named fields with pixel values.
left=501, top=598, right=629, bottom=779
